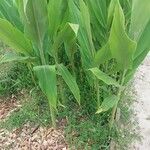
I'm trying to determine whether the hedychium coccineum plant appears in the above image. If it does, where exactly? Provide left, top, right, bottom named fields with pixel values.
left=0, top=0, right=80, bottom=127
left=67, top=0, right=150, bottom=128
left=0, top=0, right=150, bottom=128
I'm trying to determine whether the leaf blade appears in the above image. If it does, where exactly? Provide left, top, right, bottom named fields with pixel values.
left=0, top=18, right=32, bottom=55
left=96, top=95, right=118, bottom=114
left=109, top=0, right=137, bottom=70
left=34, top=65, right=57, bottom=109
left=58, top=64, right=80, bottom=104
left=89, top=67, right=121, bottom=88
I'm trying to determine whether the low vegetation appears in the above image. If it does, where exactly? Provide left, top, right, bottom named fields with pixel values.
left=0, top=0, right=149, bottom=149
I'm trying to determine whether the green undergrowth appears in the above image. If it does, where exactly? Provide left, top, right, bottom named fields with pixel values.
left=58, top=88, right=139, bottom=150
left=0, top=89, right=51, bottom=129
left=0, top=63, right=33, bottom=96
left=0, top=49, right=34, bottom=96
left=0, top=59, right=139, bottom=149
left=0, top=86, right=139, bottom=150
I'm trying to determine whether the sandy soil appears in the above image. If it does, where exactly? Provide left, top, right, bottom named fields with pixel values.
left=132, top=54, right=150, bottom=150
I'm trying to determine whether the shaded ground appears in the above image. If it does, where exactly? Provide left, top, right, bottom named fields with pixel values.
left=132, top=55, right=150, bottom=149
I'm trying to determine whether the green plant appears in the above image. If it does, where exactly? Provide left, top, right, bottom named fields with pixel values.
left=67, top=0, right=150, bottom=128
left=0, top=0, right=80, bottom=127
left=0, top=0, right=150, bottom=130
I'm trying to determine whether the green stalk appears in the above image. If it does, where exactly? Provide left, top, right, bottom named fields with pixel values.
left=49, top=103, right=56, bottom=127
left=47, top=52, right=59, bottom=128
left=96, top=79, right=100, bottom=107
left=109, top=70, right=126, bottom=128
left=39, top=43, right=56, bottom=127
left=71, top=59, right=76, bottom=78
left=27, top=63, right=37, bottom=86
left=39, top=44, right=46, bottom=65
left=59, top=78, right=66, bottom=105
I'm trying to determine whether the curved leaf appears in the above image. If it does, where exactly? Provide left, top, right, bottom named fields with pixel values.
left=96, top=95, right=118, bottom=114
left=89, top=67, right=121, bottom=88
left=130, top=0, right=150, bottom=41
left=58, top=64, right=80, bottom=105
left=34, top=65, right=57, bottom=109
left=0, top=52, right=36, bottom=64
left=109, top=0, right=137, bottom=70
left=0, top=18, right=32, bottom=55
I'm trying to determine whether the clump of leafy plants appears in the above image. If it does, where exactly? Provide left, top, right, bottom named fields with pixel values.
left=0, top=1, right=149, bottom=147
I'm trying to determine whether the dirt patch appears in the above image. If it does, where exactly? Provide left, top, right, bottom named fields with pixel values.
left=0, top=96, right=67, bottom=150
left=0, top=123, right=67, bottom=150
left=0, top=121, right=67, bottom=150
left=0, top=95, right=21, bottom=121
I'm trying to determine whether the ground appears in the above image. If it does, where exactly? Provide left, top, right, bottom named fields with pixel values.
left=131, top=54, right=150, bottom=149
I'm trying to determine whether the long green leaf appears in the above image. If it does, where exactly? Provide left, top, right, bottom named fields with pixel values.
left=0, top=18, right=32, bottom=55
left=0, top=52, right=36, bottom=64
left=0, top=0, right=23, bottom=31
left=133, top=18, right=150, bottom=59
left=79, top=0, right=95, bottom=58
left=85, top=0, right=108, bottom=46
left=96, top=95, right=118, bottom=114
left=94, top=43, right=111, bottom=66
left=130, top=0, right=150, bottom=41
left=68, top=0, right=94, bottom=69
left=23, top=0, right=48, bottom=49
left=34, top=65, right=57, bottom=109
left=108, top=0, right=117, bottom=27
left=58, top=64, right=80, bottom=104
left=109, top=0, right=137, bottom=70
left=48, top=0, right=67, bottom=40
left=89, top=67, right=121, bottom=87
left=52, top=23, right=79, bottom=60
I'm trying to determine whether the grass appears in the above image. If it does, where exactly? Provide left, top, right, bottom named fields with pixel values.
left=1, top=92, right=137, bottom=149
left=0, top=86, right=139, bottom=150
left=0, top=63, right=34, bottom=96
left=0, top=88, right=51, bottom=130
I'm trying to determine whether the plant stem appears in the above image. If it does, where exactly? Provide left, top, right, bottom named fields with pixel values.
left=109, top=70, right=126, bottom=128
left=49, top=104, right=56, bottom=128
left=27, top=63, right=37, bottom=86
left=71, top=59, right=76, bottom=78
left=59, top=78, right=66, bottom=105
left=39, top=43, right=46, bottom=65
left=96, top=79, right=100, bottom=107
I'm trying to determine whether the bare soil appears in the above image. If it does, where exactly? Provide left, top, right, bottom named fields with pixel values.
left=132, top=55, right=150, bottom=150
